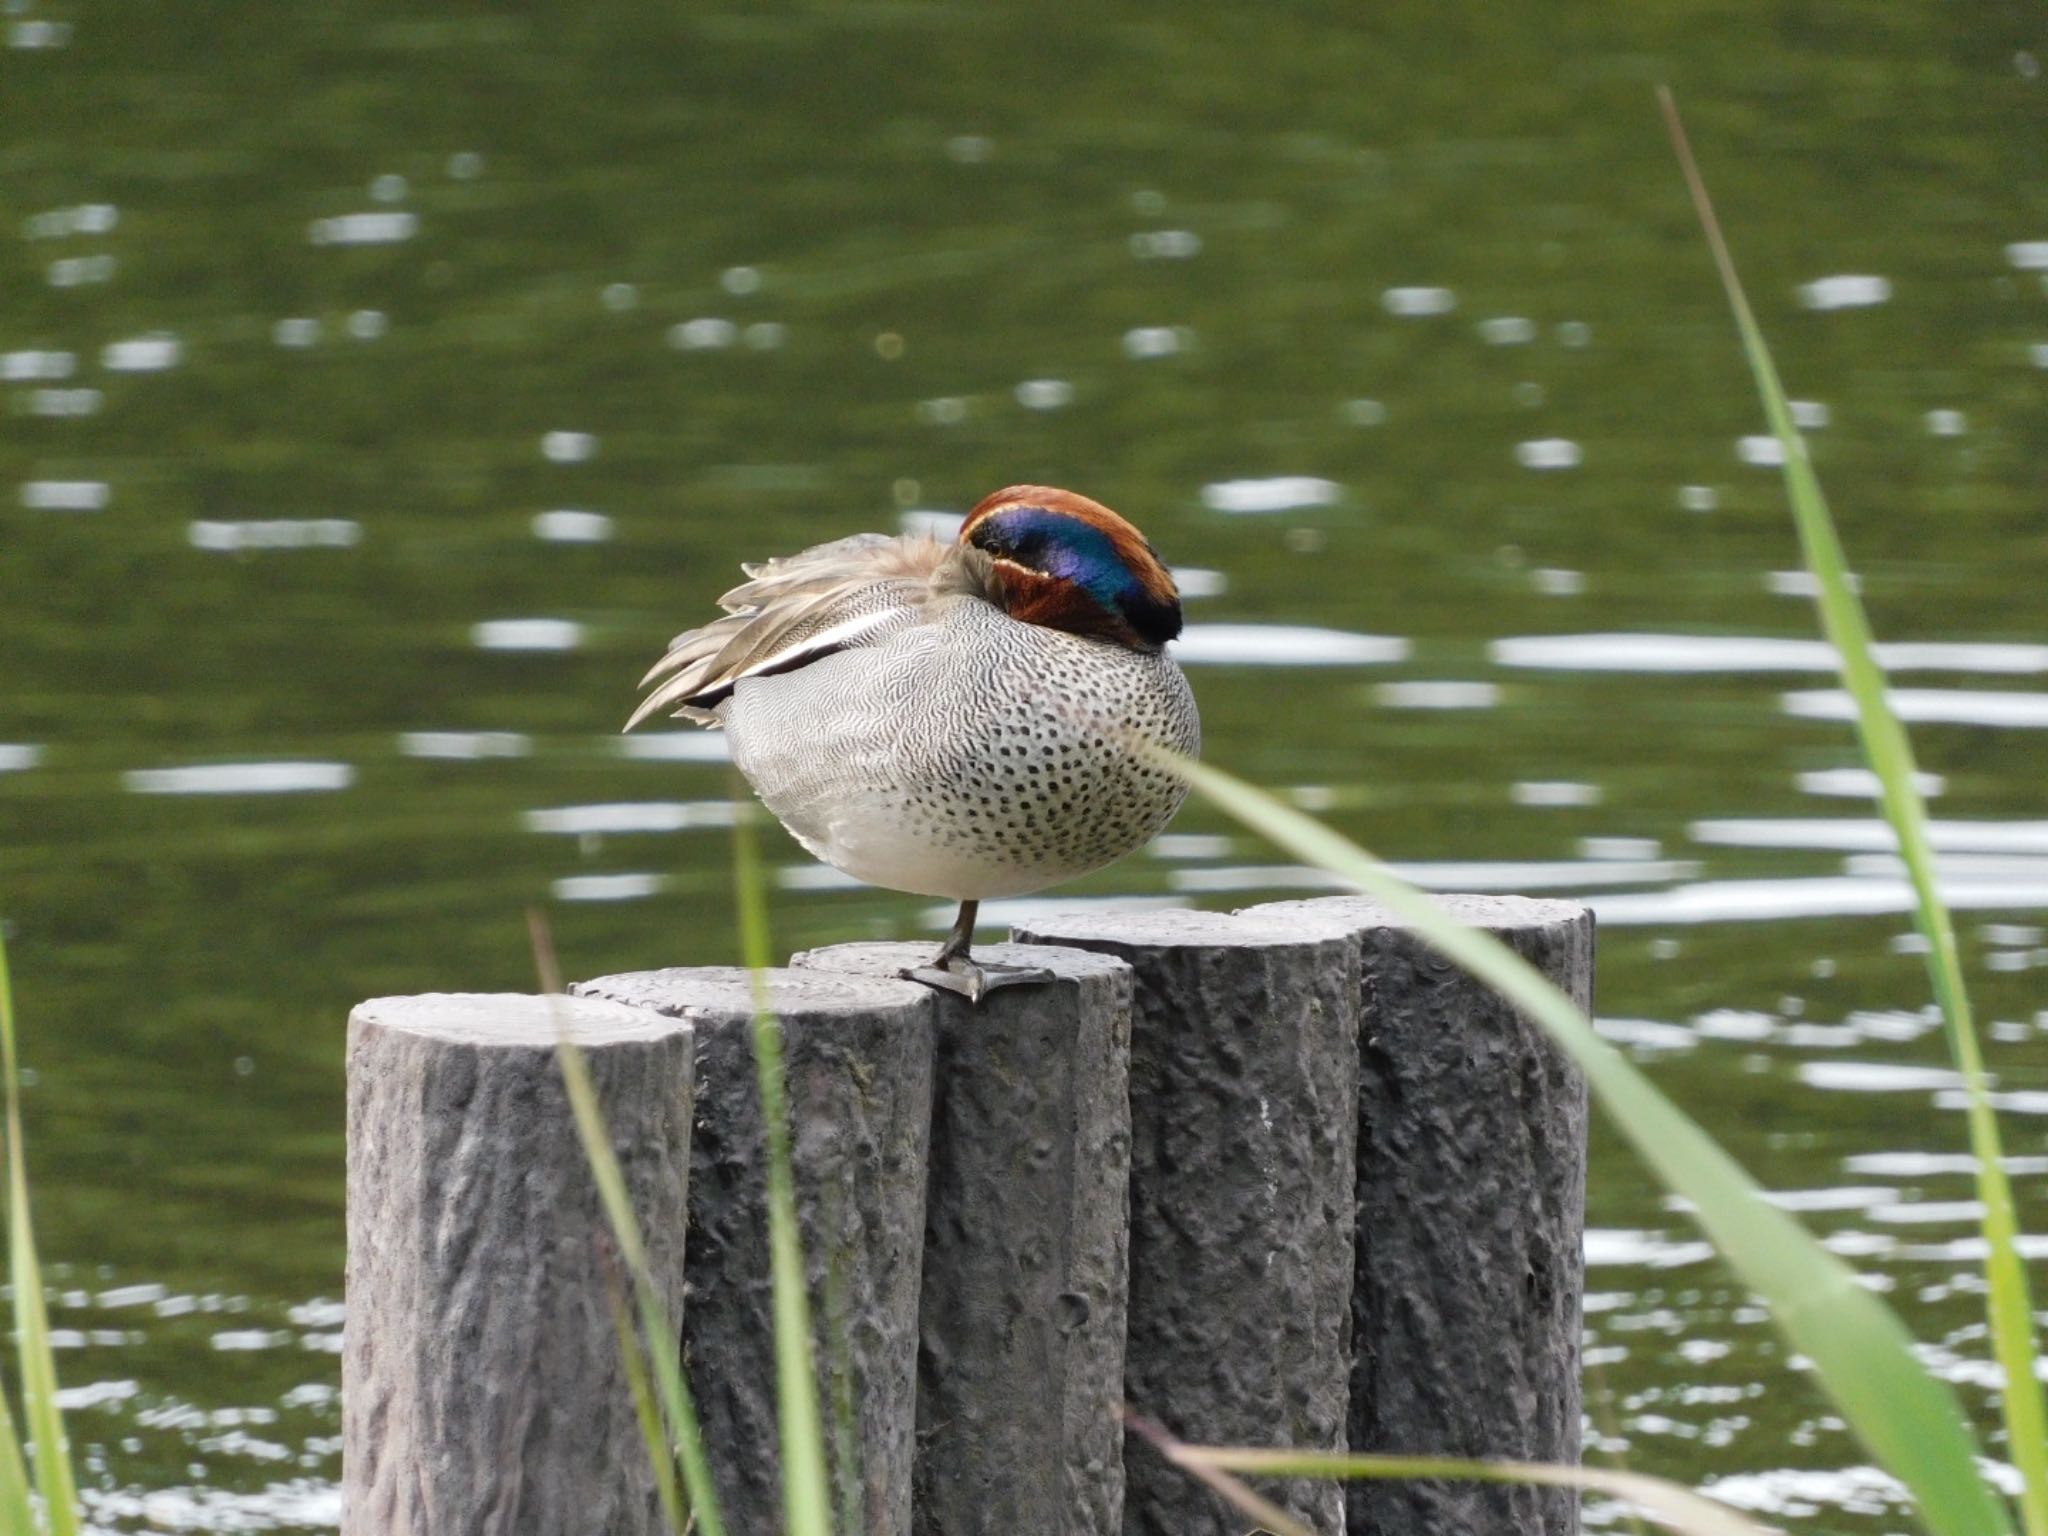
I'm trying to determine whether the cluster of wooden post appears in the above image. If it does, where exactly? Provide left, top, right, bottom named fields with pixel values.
left=342, top=896, right=1590, bottom=1535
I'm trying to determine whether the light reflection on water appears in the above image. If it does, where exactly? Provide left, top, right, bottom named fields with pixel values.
left=1172, top=624, right=1408, bottom=665
left=1797, top=767, right=1946, bottom=799
left=616, top=731, right=733, bottom=763
left=522, top=800, right=739, bottom=836
left=551, top=872, right=672, bottom=903
left=396, top=731, right=531, bottom=760
left=5, top=2, right=2047, bottom=1529
left=1692, top=819, right=2048, bottom=853
left=188, top=520, right=361, bottom=553
left=1169, top=857, right=1696, bottom=895
left=1199, top=476, right=1342, bottom=514
left=469, top=618, right=585, bottom=651
left=120, top=764, right=356, bottom=796
left=1492, top=634, right=2048, bottom=674
left=1592, top=875, right=2048, bottom=925
left=1785, top=688, right=2048, bottom=728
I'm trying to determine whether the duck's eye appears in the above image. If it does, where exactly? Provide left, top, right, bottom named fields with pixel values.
left=969, top=509, right=1052, bottom=565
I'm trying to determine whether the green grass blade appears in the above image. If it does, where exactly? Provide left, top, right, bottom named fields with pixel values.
left=1124, top=1412, right=1318, bottom=1536
left=819, top=1247, right=864, bottom=1536
left=1660, top=86, right=2047, bottom=1536
left=530, top=912, right=726, bottom=1536
left=730, top=798, right=835, bottom=1536
left=604, top=1253, right=688, bottom=1535
left=1172, top=1447, right=1773, bottom=1536
left=0, top=1380, right=39, bottom=1536
left=1166, top=751, right=2014, bottom=1536
left=553, top=1026, right=726, bottom=1536
left=0, top=950, right=40, bottom=1536
left=0, top=934, right=79, bottom=1536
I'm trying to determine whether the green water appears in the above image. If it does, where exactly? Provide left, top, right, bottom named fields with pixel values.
left=4, top=3, right=2046, bottom=1527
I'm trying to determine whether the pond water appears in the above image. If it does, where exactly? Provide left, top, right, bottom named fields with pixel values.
left=4, top=4, right=2046, bottom=1529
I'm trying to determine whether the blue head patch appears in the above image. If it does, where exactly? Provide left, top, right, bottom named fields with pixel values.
left=968, top=504, right=1182, bottom=645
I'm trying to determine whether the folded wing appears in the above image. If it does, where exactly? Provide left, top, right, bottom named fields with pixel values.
left=626, top=533, right=950, bottom=729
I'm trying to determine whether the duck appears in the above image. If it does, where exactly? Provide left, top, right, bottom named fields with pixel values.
left=625, top=484, right=1202, bottom=1000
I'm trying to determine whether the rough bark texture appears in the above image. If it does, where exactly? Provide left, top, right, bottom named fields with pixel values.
left=794, top=941, right=1135, bottom=1536
left=1012, top=909, right=1361, bottom=1536
left=1246, top=896, right=1591, bottom=1536
left=343, top=992, right=695, bottom=1536
left=571, top=967, right=936, bottom=1536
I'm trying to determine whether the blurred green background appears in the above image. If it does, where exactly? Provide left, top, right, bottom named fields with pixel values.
left=3, top=2, right=2045, bottom=1527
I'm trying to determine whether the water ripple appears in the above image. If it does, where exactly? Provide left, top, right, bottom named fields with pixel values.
left=307, top=211, right=417, bottom=245
left=189, top=519, right=359, bottom=552
left=1199, top=476, right=1340, bottom=514
left=1583, top=1229, right=1715, bottom=1269
left=1798, top=274, right=1893, bottom=310
left=1593, top=874, right=2048, bottom=925
left=397, top=731, right=531, bottom=760
left=1174, top=624, right=1407, bottom=666
left=123, top=763, right=354, bottom=796
left=524, top=801, right=738, bottom=835
left=1784, top=687, right=2048, bottom=728
left=532, top=509, right=613, bottom=543
left=21, top=480, right=110, bottom=511
left=1168, top=858, right=1693, bottom=895
left=1382, top=285, right=1456, bottom=316
left=471, top=618, right=583, bottom=651
left=1691, top=818, right=2048, bottom=853
left=1492, top=633, right=2048, bottom=674
left=551, top=872, right=670, bottom=902
left=616, top=731, right=731, bottom=763
left=1375, top=680, right=1500, bottom=709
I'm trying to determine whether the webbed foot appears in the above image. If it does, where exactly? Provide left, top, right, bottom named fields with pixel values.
left=901, top=957, right=1054, bottom=1005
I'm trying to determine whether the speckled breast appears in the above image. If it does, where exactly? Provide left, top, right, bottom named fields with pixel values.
left=720, top=596, right=1200, bottom=900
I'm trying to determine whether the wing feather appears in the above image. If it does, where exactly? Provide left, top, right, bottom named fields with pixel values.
left=625, top=534, right=951, bottom=731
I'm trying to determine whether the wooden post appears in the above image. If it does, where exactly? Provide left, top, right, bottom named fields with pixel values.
left=343, top=900, right=1588, bottom=1536
left=343, top=992, right=695, bottom=1536
left=794, top=941, right=1135, bottom=1536
left=570, top=967, right=936, bottom=1536
left=1245, top=895, right=1591, bottom=1536
left=1010, top=909, right=1361, bottom=1536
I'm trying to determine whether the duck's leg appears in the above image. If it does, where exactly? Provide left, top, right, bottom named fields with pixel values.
left=931, top=897, right=979, bottom=967
left=902, top=898, right=1053, bottom=1004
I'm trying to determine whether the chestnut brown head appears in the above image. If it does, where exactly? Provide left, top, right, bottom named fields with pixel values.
left=958, top=485, right=1182, bottom=650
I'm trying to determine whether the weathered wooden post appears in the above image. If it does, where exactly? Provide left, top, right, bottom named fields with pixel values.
left=570, top=967, right=936, bottom=1536
left=794, top=940, right=1135, bottom=1536
left=1010, top=909, right=1362, bottom=1536
left=343, top=992, right=696, bottom=1536
left=342, top=898, right=1589, bottom=1536
left=1246, top=895, right=1591, bottom=1536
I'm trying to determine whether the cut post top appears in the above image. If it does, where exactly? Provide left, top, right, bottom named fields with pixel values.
left=347, top=991, right=690, bottom=1049
left=1241, top=892, right=1589, bottom=934
left=1012, top=904, right=1357, bottom=951
left=792, top=939, right=1133, bottom=986
left=571, top=965, right=933, bottom=1022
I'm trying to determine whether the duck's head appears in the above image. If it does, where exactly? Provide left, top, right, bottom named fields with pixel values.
left=958, top=484, right=1182, bottom=652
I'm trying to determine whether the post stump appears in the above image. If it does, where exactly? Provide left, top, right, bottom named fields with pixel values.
left=1246, top=895, right=1591, bottom=1536
left=343, top=992, right=695, bottom=1536
left=795, top=940, right=1135, bottom=1536
left=1012, top=909, right=1361, bottom=1536
left=572, top=966, right=936, bottom=1536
